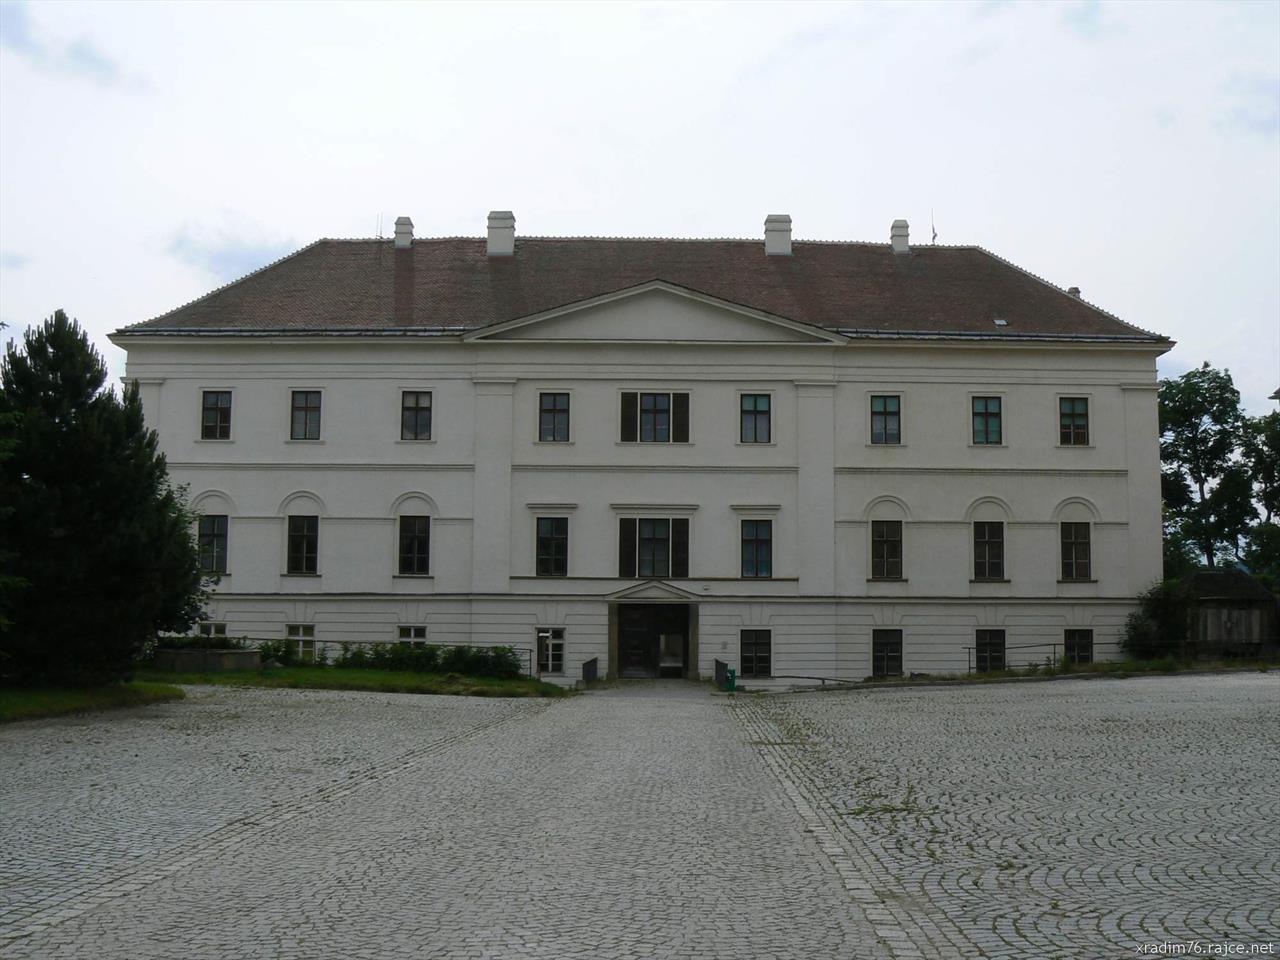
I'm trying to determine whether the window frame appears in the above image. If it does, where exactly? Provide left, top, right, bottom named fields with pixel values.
left=286, top=623, right=316, bottom=662
left=620, top=390, right=690, bottom=444
left=397, top=625, right=427, bottom=646
left=975, top=628, right=1006, bottom=672
left=869, top=394, right=902, bottom=445
left=618, top=516, right=690, bottom=578
left=739, top=392, right=772, bottom=444
left=398, top=515, right=431, bottom=576
left=537, top=626, right=566, bottom=676
left=538, top=391, right=571, bottom=443
left=286, top=514, right=319, bottom=575
left=535, top=516, right=569, bottom=577
left=870, top=519, right=903, bottom=580
left=1060, top=521, right=1092, bottom=581
left=400, top=390, right=433, bottom=441
left=740, top=518, right=773, bottom=579
left=740, top=629, right=772, bottom=678
left=970, top=395, right=1004, bottom=446
left=200, top=389, right=233, bottom=441
left=198, top=514, right=228, bottom=575
left=872, top=629, right=904, bottom=678
left=973, top=520, right=1006, bottom=581
left=1057, top=396, right=1090, bottom=446
left=1064, top=628, right=1094, bottom=664
left=289, top=389, right=323, bottom=441
left=197, top=621, right=227, bottom=640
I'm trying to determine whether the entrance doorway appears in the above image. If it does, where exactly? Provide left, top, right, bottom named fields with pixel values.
left=617, top=604, right=690, bottom=678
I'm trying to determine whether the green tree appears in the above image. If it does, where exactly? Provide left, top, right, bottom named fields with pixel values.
left=0, top=311, right=206, bottom=685
left=1240, top=411, right=1280, bottom=524
left=1158, top=363, right=1250, bottom=567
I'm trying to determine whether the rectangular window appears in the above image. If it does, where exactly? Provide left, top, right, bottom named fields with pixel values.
left=539, top=392, right=570, bottom=442
left=290, top=390, right=322, bottom=440
left=740, top=629, right=772, bottom=678
left=201, top=390, right=232, bottom=440
left=398, top=516, right=431, bottom=575
left=740, top=394, right=771, bottom=443
left=973, top=521, right=1005, bottom=580
left=197, top=621, right=227, bottom=639
left=975, top=629, right=1006, bottom=672
left=537, top=627, right=565, bottom=675
left=872, top=629, right=903, bottom=678
left=1064, top=629, right=1094, bottom=664
left=287, top=623, right=315, bottom=662
left=1059, top=397, right=1089, bottom=446
left=198, top=515, right=228, bottom=575
left=618, top=517, right=689, bottom=578
left=398, top=625, right=427, bottom=646
left=620, top=391, right=689, bottom=443
left=1060, top=522, right=1092, bottom=580
left=870, top=395, right=901, bottom=445
left=536, top=517, right=569, bottom=577
left=870, top=520, right=903, bottom=580
left=972, top=396, right=1002, bottom=445
left=401, top=391, right=432, bottom=441
left=286, top=515, right=318, bottom=574
left=740, top=519, right=773, bottom=578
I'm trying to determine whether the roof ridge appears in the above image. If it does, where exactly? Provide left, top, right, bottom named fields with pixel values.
left=971, top=245, right=1168, bottom=341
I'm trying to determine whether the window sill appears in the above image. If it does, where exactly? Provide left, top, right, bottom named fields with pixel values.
left=970, top=578, right=1011, bottom=583
left=867, top=577, right=908, bottom=582
left=735, top=441, right=777, bottom=447
left=195, top=438, right=234, bottom=443
left=865, top=442, right=906, bottom=448
left=282, top=573, right=321, bottom=578
left=1056, top=444, right=1094, bottom=449
left=615, top=441, right=694, bottom=446
left=393, top=574, right=434, bottom=579
left=533, top=440, right=574, bottom=446
left=285, top=439, right=325, bottom=444
left=1058, top=579, right=1098, bottom=584
left=740, top=576, right=774, bottom=581
left=395, top=439, right=435, bottom=444
left=968, top=443, right=1007, bottom=448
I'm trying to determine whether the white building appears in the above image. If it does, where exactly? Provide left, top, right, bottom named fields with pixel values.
left=111, top=213, right=1171, bottom=684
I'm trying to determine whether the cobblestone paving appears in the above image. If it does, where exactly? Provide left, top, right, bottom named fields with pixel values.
left=1, top=682, right=878, bottom=959
left=734, top=673, right=1280, bottom=960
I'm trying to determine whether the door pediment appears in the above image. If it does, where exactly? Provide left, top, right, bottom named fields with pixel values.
left=463, top=281, right=847, bottom=345
left=606, top=580, right=701, bottom=602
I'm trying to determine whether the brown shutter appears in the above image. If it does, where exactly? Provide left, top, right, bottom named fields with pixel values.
left=620, top=392, right=638, bottom=442
left=672, top=392, right=689, bottom=443
left=671, top=518, right=689, bottom=577
left=618, top=517, right=637, bottom=577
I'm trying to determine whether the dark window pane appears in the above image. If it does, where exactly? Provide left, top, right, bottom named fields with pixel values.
left=621, top=392, right=638, bottom=443
left=741, top=519, right=772, bottom=578
left=398, top=515, right=430, bottom=574
left=638, top=518, right=671, bottom=577
left=972, top=396, right=1002, bottom=445
left=291, top=391, right=321, bottom=440
left=1059, top=397, right=1089, bottom=445
left=740, top=629, right=772, bottom=678
left=974, top=521, right=1005, bottom=580
left=640, top=392, right=670, bottom=443
left=976, top=629, right=1006, bottom=671
left=740, top=394, right=771, bottom=443
left=1064, top=629, right=1093, bottom=664
left=287, top=515, right=318, bottom=574
left=871, top=519, right=903, bottom=579
left=198, top=514, right=228, bottom=574
left=671, top=518, right=689, bottom=578
left=201, top=391, right=232, bottom=440
left=618, top=518, right=637, bottom=577
left=1060, top=522, right=1091, bottom=580
left=870, top=395, right=901, bottom=445
left=536, top=516, right=569, bottom=577
left=401, top=391, right=432, bottom=441
left=672, top=392, right=689, bottom=443
left=539, top=393, right=570, bottom=442
left=872, top=629, right=903, bottom=678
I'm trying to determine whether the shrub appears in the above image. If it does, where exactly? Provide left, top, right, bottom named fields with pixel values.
left=1121, top=579, right=1191, bottom=659
left=332, top=642, right=521, bottom=678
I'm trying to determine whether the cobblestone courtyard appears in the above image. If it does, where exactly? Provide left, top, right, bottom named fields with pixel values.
left=1, top=674, right=1277, bottom=959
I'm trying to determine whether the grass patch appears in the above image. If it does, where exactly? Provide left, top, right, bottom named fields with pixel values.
left=134, top=666, right=569, bottom=699
left=0, top=682, right=185, bottom=723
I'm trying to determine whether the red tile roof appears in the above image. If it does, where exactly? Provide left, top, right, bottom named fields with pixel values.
left=118, top=237, right=1168, bottom=342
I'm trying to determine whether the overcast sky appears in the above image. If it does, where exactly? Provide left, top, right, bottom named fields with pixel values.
left=1, top=0, right=1277, bottom=411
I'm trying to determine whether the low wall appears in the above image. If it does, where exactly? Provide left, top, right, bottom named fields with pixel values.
left=153, top=649, right=261, bottom=673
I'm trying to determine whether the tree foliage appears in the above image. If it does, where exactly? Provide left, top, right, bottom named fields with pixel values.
left=1158, top=363, right=1260, bottom=568
left=1121, top=579, right=1192, bottom=659
left=0, top=311, right=206, bottom=685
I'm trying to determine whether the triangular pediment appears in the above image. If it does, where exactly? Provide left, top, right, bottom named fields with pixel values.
left=606, top=580, right=702, bottom=602
left=463, top=281, right=847, bottom=344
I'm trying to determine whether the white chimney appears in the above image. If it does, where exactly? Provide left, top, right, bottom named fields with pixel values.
left=764, top=214, right=792, bottom=256
left=393, top=216, right=413, bottom=249
left=487, top=210, right=515, bottom=257
left=890, top=219, right=909, bottom=255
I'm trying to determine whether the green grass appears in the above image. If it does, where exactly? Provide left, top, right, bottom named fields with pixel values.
left=134, top=665, right=569, bottom=698
left=0, top=681, right=185, bottom=723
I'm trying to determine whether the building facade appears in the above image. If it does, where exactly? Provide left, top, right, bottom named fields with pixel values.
left=112, top=214, right=1171, bottom=683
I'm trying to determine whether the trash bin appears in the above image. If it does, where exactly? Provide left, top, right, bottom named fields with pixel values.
left=726, top=667, right=736, bottom=692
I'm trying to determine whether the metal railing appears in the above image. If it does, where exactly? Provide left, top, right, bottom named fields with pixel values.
left=964, top=641, right=1066, bottom=674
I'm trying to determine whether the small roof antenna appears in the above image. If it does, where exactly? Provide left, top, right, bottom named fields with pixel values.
left=931, top=209, right=938, bottom=245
